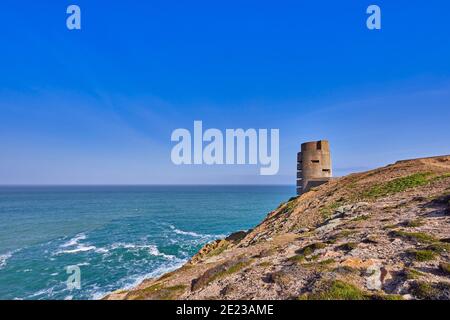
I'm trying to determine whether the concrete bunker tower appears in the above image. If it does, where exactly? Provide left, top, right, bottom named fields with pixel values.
left=297, top=140, right=332, bottom=195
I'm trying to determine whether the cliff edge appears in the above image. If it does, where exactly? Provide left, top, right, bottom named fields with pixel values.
left=106, top=155, right=450, bottom=300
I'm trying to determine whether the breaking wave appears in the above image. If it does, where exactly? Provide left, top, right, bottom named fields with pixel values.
left=0, top=251, right=14, bottom=269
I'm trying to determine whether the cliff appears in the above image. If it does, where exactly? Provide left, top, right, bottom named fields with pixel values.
left=106, top=155, right=450, bottom=300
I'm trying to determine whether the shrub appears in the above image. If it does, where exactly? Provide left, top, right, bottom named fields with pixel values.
left=337, top=242, right=358, bottom=252
left=408, top=249, right=437, bottom=262
left=390, top=230, right=437, bottom=243
left=299, top=280, right=368, bottom=300
left=404, top=219, right=425, bottom=228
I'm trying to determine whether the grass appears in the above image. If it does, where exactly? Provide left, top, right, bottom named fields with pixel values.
left=298, top=280, right=368, bottom=300
left=362, top=173, right=431, bottom=199
left=333, top=266, right=358, bottom=275
left=289, top=243, right=328, bottom=264
left=337, top=242, right=358, bottom=252
left=426, top=242, right=450, bottom=253
left=389, top=230, right=437, bottom=243
left=258, top=261, right=272, bottom=268
left=319, top=201, right=346, bottom=219
left=352, top=215, right=370, bottom=222
left=327, top=230, right=357, bottom=244
left=410, top=281, right=438, bottom=300
left=136, top=283, right=187, bottom=300
left=300, top=258, right=337, bottom=271
left=429, top=173, right=450, bottom=183
left=404, top=219, right=425, bottom=228
left=288, top=254, right=306, bottom=263
left=208, top=260, right=252, bottom=286
left=279, top=200, right=296, bottom=215
left=439, top=262, right=450, bottom=276
left=404, top=268, right=425, bottom=280
left=205, top=242, right=229, bottom=258
left=407, top=249, right=437, bottom=262
left=298, top=242, right=327, bottom=255
left=383, top=224, right=399, bottom=230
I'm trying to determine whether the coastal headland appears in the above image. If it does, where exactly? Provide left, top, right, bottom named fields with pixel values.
left=106, top=155, right=450, bottom=300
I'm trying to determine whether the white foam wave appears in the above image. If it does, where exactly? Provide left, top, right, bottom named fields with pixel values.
left=60, top=233, right=87, bottom=248
left=169, top=224, right=212, bottom=238
left=56, top=245, right=97, bottom=255
left=0, top=251, right=13, bottom=269
left=107, top=242, right=175, bottom=260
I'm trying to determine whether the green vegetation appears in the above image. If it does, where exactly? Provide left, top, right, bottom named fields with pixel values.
left=279, top=198, right=297, bottom=215
left=328, top=230, right=357, bottom=244
left=288, top=254, right=306, bottom=263
left=439, top=262, right=450, bottom=276
left=204, top=259, right=252, bottom=288
left=389, top=230, right=437, bottom=243
left=289, top=243, right=328, bottom=265
left=383, top=224, right=399, bottom=230
left=404, top=219, right=425, bottom=228
left=408, top=249, right=437, bottom=262
left=333, top=266, right=358, bottom=275
left=300, top=258, right=336, bottom=271
left=337, top=242, right=358, bottom=252
left=205, top=242, right=229, bottom=258
left=404, top=268, right=425, bottom=280
left=319, top=201, right=346, bottom=219
left=429, top=173, right=450, bottom=183
left=135, top=283, right=187, bottom=300
left=297, top=242, right=327, bottom=256
left=410, top=281, right=438, bottom=300
left=225, top=261, right=251, bottom=275
left=362, top=173, right=431, bottom=199
left=425, top=242, right=450, bottom=254
left=299, top=280, right=368, bottom=300
left=352, top=215, right=369, bottom=222
left=318, top=258, right=336, bottom=265
left=410, top=281, right=450, bottom=300
left=258, top=261, right=272, bottom=268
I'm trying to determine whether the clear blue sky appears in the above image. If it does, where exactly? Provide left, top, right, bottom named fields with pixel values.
left=0, top=1, right=449, bottom=185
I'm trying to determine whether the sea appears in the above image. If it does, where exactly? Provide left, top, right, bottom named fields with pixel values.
left=0, top=185, right=293, bottom=300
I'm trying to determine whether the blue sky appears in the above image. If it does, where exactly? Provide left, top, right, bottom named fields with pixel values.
left=0, top=1, right=449, bottom=184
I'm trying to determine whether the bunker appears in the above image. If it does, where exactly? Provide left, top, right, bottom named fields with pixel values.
left=297, top=140, right=332, bottom=195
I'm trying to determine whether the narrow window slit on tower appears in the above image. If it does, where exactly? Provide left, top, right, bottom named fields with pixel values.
left=317, top=141, right=322, bottom=150
left=322, top=169, right=331, bottom=172
left=311, top=160, right=320, bottom=163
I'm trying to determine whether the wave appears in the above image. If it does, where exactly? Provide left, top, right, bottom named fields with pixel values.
left=55, top=245, right=97, bottom=255
left=60, top=233, right=87, bottom=248
left=0, top=251, right=14, bottom=269
left=108, top=242, right=175, bottom=260
left=168, top=224, right=224, bottom=239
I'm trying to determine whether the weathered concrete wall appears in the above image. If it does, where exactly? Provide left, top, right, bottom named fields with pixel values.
left=297, top=140, right=332, bottom=195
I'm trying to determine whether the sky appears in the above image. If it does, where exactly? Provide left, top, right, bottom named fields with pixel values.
left=0, top=0, right=449, bottom=185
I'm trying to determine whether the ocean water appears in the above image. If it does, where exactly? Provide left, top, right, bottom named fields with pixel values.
left=0, top=186, right=293, bottom=300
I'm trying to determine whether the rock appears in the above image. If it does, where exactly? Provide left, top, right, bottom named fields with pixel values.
left=226, top=231, right=247, bottom=243
left=366, top=264, right=382, bottom=290
left=315, top=218, right=343, bottom=234
left=296, top=227, right=310, bottom=233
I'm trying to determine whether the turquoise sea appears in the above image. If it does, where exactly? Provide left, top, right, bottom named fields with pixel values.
left=0, top=186, right=292, bottom=300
